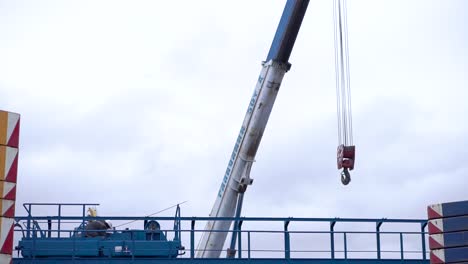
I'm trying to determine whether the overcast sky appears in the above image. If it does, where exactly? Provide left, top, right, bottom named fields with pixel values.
left=1, top=0, right=467, bottom=254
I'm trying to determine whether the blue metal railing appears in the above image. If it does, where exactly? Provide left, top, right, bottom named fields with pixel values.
left=13, top=203, right=429, bottom=262
left=14, top=218, right=429, bottom=260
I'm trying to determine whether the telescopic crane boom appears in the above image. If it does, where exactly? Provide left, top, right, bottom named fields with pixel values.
left=196, top=0, right=310, bottom=258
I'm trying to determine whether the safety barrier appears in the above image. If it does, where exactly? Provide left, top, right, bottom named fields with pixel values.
left=12, top=203, right=430, bottom=263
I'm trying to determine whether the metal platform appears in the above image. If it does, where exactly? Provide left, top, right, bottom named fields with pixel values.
left=12, top=203, right=430, bottom=264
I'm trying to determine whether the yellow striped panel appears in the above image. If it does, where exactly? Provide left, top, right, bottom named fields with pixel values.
left=0, top=112, right=6, bottom=146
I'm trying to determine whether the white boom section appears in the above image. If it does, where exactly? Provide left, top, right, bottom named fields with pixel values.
left=196, top=60, right=291, bottom=258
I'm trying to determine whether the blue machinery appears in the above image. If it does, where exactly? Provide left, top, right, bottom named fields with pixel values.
left=13, top=203, right=430, bottom=264
left=14, top=203, right=183, bottom=262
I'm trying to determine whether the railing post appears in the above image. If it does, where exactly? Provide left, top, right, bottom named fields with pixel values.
left=32, top=224, right=36, bottom=260
left=376, top=221, right=383, bottom=259
left=190, top=220, right=195, bottom=258
left=82, top=204, right=86, bottom=234
left=421, top=222, right=428, bottom=260
left=27, top=204, right=32, bottom=238
left=330, top=221, right=336, bottom=259
left=238, top=220, right=243, bottom=258
left=72, top=230, right=76, bottom=259
left=284, top=220, right=290, bottom=259
left=58, top=204, right=62, bottom=238
left=248, top=231, right=251, bottom=259
left=400, top=232, right=404, bottom=260
left=132, top=231, right=135, bottom=261
left=47, top=219, right=52, bottom=238
left=344, top=232, right=348, bottom=259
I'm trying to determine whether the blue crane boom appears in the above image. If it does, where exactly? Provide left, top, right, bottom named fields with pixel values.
left=196, top=0, right=310, bottom=258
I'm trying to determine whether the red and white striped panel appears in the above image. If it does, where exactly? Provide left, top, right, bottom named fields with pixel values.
left=0, top=147, right=18, bottom=183
left=0, top=253, right=12, bottom=264
left=428, top=203, right=443, bottom=219
left=429, top=234, right=444, bottom=250
left=0, top=200, right=14, bottom=218
left=0, top=217, right=13, bottom=254
left=430, top=249, right=445, bottom=264
left=0, top=111, right=20, bottom=148
left=429, top=218, right=444, bottom=234
left=0, top=182, right=15, bottom=201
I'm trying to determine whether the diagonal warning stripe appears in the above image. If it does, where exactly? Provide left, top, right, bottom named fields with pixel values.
left=429, top=233, right=444, bottom=250
left=430, top=248, right=445, bottom=264
left=0, top=110, right=17, bottom=260
left=428, top=203, right=443, bottom=219
left=428, top=200, right=468, bottom=219
left=0, top=217, right=13, bottom=254
left=430, top=231, right=468, bottom=250
left=0, top=147, right=18, bottom=183
left=0, top=253, right=12, bottom=264
left=0, top=182, right=15, bottom=200
left=431, top=247, right=468, bottom=263
left=429, top=216, right=468, bottom=234
left=0, top=111, right=20, bottom=148
left=0, top=200, right=14, bottom=218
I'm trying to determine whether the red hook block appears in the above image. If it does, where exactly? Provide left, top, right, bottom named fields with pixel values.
left=337, top=144, right=355, bottom=170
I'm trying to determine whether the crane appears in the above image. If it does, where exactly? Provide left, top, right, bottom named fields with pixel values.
left=197, top=0, right=356, bottom=257
left=196, top=0, right=310, bottom=258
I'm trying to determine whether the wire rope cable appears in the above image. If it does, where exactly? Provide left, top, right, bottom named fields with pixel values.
left=333, top=0, right=353, bottom=146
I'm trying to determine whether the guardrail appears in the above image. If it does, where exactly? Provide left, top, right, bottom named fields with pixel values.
left=14, top=215, right=429, bottom=261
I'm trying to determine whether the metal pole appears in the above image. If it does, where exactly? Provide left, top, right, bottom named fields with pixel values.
left=32, top=223, right=36, bottom=260
left=72, top=231, right=76, bottom=260
left=248, top=231, right=251, bottom=259
left=191, top=220, right=195, bottom=258
left=82, top=205, right=86, bottom=230
left=27, top=204, right=31, bottom=238
left=58, top=204, right=62, bottom=238
left=421, top=222, right=428, bottom=260
left=330, top=221, right=336, bottom=259
left=238, top=220, right=243, bottom=258
left=47, top=219, right=52, bottom=238
left=132, top=231, right=135, bottom=261
left=284, top=220, right=290, bottom=259
left=344, top=232, right=348, bottom=259
left=376, top=221, right=383, bottom=259
left=400, top=232, right=404, bottom=260
left=228, top=193, right=245, bottom=258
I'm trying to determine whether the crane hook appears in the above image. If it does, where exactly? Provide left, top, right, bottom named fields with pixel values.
left=341, top=168, right=351, bottom=185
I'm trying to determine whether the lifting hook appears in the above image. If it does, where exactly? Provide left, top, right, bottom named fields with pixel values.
left=340, top=168, right=351, bottom=185
left=337, top=144, right=354, bottom=185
